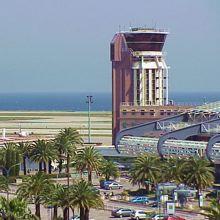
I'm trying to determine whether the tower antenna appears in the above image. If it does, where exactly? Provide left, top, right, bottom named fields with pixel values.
left=129, top=22, right=132, bottom=31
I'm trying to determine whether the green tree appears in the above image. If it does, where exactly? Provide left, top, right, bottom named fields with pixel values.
left=0, top=196, right=38, bottom=220
left=201, top=199, right=220, bottom=220
left=71, top=180, right=103, bottom=220
left=75, top=146, right=102, bottom=183
left=99, top=160, right=119, bottom=181
left=17, top=142, right=31, bottom=176
left=184, top=157, right=214, bottom=191
left=30, top=140, right=57, bottom=173
left=0, top=143, right=20, bottom=177
left=129, top=154, right=160, bottom=191
left=161, top=157, right=187, bottom=184
left=184, top=157, right=214, bottom=206
left=44, top=183, right=65, bottom=220
left=55, top=128, right=83, bottom=174
left=17, top=172, right=53, bottom=219
left=45, top=183, right=75, bottom=220
left=0, top=175, right=9, bottom=193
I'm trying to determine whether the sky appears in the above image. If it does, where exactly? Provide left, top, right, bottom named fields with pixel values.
left=0, top=0, right=219, bottom=94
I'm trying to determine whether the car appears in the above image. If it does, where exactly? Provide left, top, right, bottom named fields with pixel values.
left=149, top=201, right=158, bottom=208
left=104, top=182, right=123, bottom=190
left=69, top=215, right=80, bottom=220
left=163, top=216, right=185, bottom=220
left=113, top=161, right=126, bottom=170
left=111, top=208, right=133, bottom=218
left=131, top=196, right=149, bottom=204
left=130, top=210, right=153, bottom=220
left=69, top=215, right=95, bottom=220
left=151, top=214, right=168, bottom=220
left=100, top=180, right=114, bottom=189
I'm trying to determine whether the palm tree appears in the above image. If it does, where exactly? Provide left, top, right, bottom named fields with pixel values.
left=44, top=183, right=65, bottom=220
left=75, top=146, right=102, bottom=183
left=30, top=140, right=57, bottom=173
left=129, top=154, right=160, bottom=191
left=161, top=157, right=187, bottom=184
left=184, top=157, right=214, bottom=206
left=0, top=175, right=9, bottom=193
left=201, top=199, right=220, bottom=220
left=99, top=159, right=119, bottom=181
left=184, top=157, right=214, bottom=191
left=0, top=196, right=38, bottom=219
left=17, top=172, right=53, bottom=219
left=55, top=128, right=83, bottom=174
left=17, top=142, right=31, bottom=175
left=71, top=180, right=103, bottom=220
left=0, top=143, right=21, bottom=177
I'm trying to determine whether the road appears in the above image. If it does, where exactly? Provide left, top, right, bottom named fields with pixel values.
left=1, top=177, right=206, bottom=220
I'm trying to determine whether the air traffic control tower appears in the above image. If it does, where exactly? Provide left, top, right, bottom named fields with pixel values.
left=111, top=28, right=189, bottom=143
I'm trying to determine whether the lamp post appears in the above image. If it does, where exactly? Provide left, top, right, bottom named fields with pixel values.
left=86, top=95, right=93, bottom=143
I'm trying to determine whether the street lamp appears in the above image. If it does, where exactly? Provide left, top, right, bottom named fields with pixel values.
left=86, top=95, right=93, bottom=143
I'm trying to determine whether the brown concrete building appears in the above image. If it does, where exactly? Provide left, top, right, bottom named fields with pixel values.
left=110, top=27, right=191, bottom=143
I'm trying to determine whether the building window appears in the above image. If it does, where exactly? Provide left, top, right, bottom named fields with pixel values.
left=160, top=110, right=165, bottom=116
left=131, top=110, right=136, bottom=115
left=150, top=110, right=155, bottom=116
left=141, top=110, right=145, bottom=115
left=122, top=110, right=127, bottom=115
left=167, top=110, right=171, bottom=116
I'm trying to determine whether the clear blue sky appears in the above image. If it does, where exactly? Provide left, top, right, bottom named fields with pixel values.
left=0, top=0, right=219, bottom=93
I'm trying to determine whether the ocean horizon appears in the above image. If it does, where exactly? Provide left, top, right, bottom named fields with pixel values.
left=0, top=92, right=219, bottom=111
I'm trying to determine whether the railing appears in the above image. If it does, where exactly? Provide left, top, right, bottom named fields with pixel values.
left=120, top=102, right=196, bottom=107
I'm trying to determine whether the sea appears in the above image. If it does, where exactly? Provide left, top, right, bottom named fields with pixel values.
left=0, top=92, right=219, bottom=111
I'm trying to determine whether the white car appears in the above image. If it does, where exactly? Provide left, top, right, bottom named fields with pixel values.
left=104, top=182, right=123, bottom=190
left=69, top=215, right=79, bottom=220
left=151, top=214, right=168, bottom=220
left=130, top=210, right=150, bottom=220
left=70, top=216, right=95, bottom=220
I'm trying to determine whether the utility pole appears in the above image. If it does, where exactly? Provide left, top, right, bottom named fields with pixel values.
left=86, top=95, right=93, bottom=143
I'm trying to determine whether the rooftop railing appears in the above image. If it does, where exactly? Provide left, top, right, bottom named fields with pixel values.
left=120, top=102, right=195, bottom=107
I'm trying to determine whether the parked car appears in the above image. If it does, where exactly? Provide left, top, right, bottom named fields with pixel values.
left=69, top=215, right=80, bottom=220
left=131, top=196, right=149, bottom=204
left=111, top=208, right=133, bottom=217
left=149, top=201, right=158, bottom=207
left=151, top=214, right=168, bottom=220
left=104, top=182, right=123, bottom=190
left=100, top=180, right=114, bottom=189
left=69, top=215, right=95, bottom=220
left=113, top=161, right=126, bottom=170
left=130, top=210, right=153, bottom=220
left=163, top=216, right=185, bottom=220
